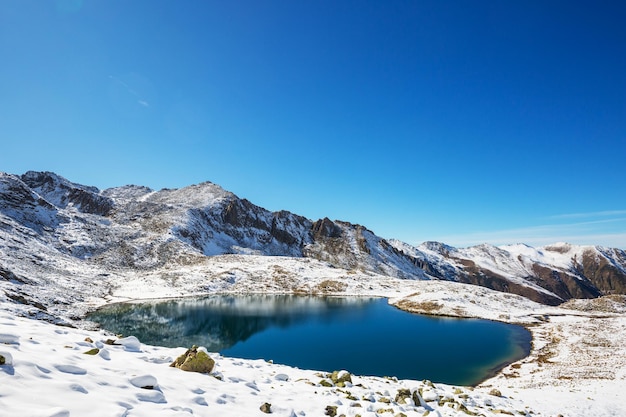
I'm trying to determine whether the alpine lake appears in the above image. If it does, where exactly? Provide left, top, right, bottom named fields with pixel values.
left=88, top=294, right=531, bottom=386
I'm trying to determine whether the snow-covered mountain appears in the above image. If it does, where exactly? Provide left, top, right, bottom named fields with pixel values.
left=2, top=171, right=626, bottom=318
left=390, top=240, right=626, bottom=304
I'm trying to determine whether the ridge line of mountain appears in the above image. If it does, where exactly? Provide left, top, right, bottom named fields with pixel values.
left=1, top=170, right=625, bottom=313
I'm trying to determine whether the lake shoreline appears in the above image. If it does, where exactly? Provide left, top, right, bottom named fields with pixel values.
left=88, top=294, right=530, bottom=386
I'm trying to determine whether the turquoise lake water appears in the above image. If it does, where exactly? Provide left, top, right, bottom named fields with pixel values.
left=88, top=295, right=531, bottom=385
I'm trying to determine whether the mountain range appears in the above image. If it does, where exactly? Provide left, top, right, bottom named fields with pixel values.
left=1, top=170, right=626, bottom=320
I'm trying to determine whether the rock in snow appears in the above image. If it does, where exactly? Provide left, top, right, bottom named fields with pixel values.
left=170, top=346, right=215, bottom=374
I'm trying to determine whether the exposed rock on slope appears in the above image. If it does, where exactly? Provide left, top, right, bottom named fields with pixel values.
left=21, top=171, right=114, bottom=216
left=576, top=245, right=626, bottom=294
left=305, top=218, right=426, bottom=279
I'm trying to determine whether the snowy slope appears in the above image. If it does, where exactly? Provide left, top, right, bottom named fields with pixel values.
left=390, top=239, right=626, bottom=304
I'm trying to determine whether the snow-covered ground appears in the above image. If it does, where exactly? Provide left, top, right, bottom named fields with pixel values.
left=1, top=256, right=625, bottom=416
left=0, top=305, right=536, bottom=417
left=391, top=284, right=626, bottom=417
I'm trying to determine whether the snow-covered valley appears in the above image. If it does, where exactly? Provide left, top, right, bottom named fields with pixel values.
left=2, top=275, right=625, bottom=417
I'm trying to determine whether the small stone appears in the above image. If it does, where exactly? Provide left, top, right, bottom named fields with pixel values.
left=421, top=389, right=439, bottom=402
left=458, top=403, right=478, bottom=416
left=98, top=348, right=111, bottom=360
left=423, top=380, right=435, bottom=388
left=118, top=336, right=141, bottom=352
left=84, top=337, right=94, bottom=343
left=489, top=388, right=502, bottom=397
left=395, top=388, right=412, bottom=404
left=319, top=379, right=333, bottom=387
left=412, top=390, right=425, bottom=407
left=83, top=348, right=100, bottom=355
left=260, top=402, right=272, bottom=413
left=331, top=370, right=352, bottom=387
left=325, top=405, right=338, bottom=416
left=129, top=375, right=159, bottom=389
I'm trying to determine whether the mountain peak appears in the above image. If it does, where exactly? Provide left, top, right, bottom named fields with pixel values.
left=419, top=241, right=456, bottom=254
left=542, top=242, right=576, bottom=254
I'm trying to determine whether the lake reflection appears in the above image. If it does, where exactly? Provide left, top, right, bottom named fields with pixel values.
left=88, top=295, right=373, bottom=351
left=88, top=295, right=531, bottom=385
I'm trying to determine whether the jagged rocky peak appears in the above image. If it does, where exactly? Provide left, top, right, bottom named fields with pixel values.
left=268, top=210, right=312, bottom=246
left=222, top=198, right=260, bottom=226
left=543, top=242, right=575, bottom=254
left=311, top=217, right=343, bottom=239
left=419, top=241, right=456, bottom=255
left=22, top=170, right=99, bottom=194
left=148, top=180, right=234, bottom=209
left=470, top=243, right=514, bottom=259
left=102, top=184, right=153, bottom=201
left=0, top=172, right=63, bottom=233
left=21, top=171, right=114, bottom=216
left=473, top=242, right=500, bottom=251
left=0, top=172, right=46, bottom=209
left=156, top=183, right=313, bottom=257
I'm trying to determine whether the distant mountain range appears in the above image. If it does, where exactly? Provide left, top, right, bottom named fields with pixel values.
left=1, top=171, right=625, bottom=316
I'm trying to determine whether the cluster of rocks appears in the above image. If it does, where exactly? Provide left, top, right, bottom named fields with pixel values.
left=309, top=371, right=528, bottom=417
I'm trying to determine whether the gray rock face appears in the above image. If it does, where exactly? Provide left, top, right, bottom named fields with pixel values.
left=21, top=171, right=114, bottom=216
left=0, top=173, right=63, bottom=233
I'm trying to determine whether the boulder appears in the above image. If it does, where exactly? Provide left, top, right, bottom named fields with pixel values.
left=170, top=346, right=215, bottom=374
left=489, top=388, right=502, bottom=397
left=395, top=388, right=412, bottom=404
left=260, top=402, right=272, bottom=413
left=324, top=405, right=338, bottom=416
left=330, top=370, right=352, bottom=387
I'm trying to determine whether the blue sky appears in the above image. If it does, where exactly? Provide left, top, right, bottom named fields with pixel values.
left=1, top=0, right=625, bottom=248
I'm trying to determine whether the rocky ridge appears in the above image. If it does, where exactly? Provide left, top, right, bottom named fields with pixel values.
left=1, top=170, right=626, bottom=319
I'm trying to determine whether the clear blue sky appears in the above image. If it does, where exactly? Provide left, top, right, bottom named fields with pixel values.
left=1, top=0, right=625, bottom=248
